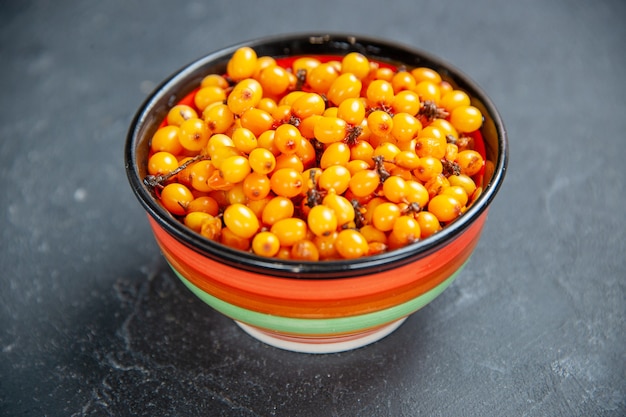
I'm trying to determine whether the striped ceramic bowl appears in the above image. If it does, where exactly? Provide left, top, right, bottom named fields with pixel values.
left=125, top=33, right=508, bottom=353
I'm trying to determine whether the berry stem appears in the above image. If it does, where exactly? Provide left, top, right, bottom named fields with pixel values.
left=143, top=153, right=210, bottom=189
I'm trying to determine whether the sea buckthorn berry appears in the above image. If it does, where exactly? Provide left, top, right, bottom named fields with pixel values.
left=274, top=124, right=303, bottom=155
left=219, top=155, right=250, bottom=183
left=274, top=153, right=304, bottom=172
left=151, top=126, right=183, bottom=155
left=189, top=160, right=215, bottom=192
left=187, top=195, right=219, bottom=216
left=318, top=165, right=351, bottom=194
left=254, top=57, right=278, bottom=77
left=415, top=136, right=447, bottom=159
left=382, top=176, right=407, bottom=203
left=441, top=185, right=469, bottom=207
left=450, top=105, right=483, bottom=133
left=291, top=92, right=326, bottom=119
left=337, top=97, right=366, bottom=125
left=246, top=195, right=271, bottom=219
left=205, top=133, right=235, bottom=156
left=367, top=110, right=394, bottom=138
left=350, top=140, right=375, bottom=166
left=270, top=168, right=303, bottom=198
left=148, top=151, right=178, bottom=176
left=448, top=174, right=477, bottom=196
left=262, top=196, right=294, bottom=226
left=259, top=64, right=290, bottom=96
left=201, top=73, right=230, bottom=89
left=440, top=89, right=471, bottom=112
left=335, top=229, right=369, bottom=259
left=416, top=211, right=442, bottom=238
left=314, top=232, right=339, bottom=260
left=270, top=217, right=307, bottom=246
left=391, top=70, right=417, bottom=93
left=296, top=136, right=317, bottom=169
left=194, top=86, right=227, bottom=111
left=440, top=81, right=453, bottom=96
left=428, top=194, right=463, bottom=223
left=391, top=90, right=421, bottom=116
left=327, top=73, right=362, bottom=106
left=223, top=203, right=259, bottom=239
left=445, top=143, right=459, bottom=162
left=313, top=116, right=348, bottom=144
left=272, top=104, right=293, bottom=124
left=227, top=78, right=263, bottom=115
left=390, top=166, right=413, bottom=181
left=366, top=79, right=395, bottom=107
left=455, top=150, right=484, bottom=176
left=291, top=239, right=320, bottom=261
left=248, top=147, right=276, bottom=174
left=166, top=104, right=197, bottom=126
left=419, top=125, right=446, bottom=140
left=373, top=142, right=401, bottom=163
left=413, top=156, right=443, bottom=182
left=404, top=180, right=430, bottom=208
left=372, top=202, right=401, bottom=232
left=199, top=213, right=222, bottom=240
left=179, top=118, right=210, bottom=151
left=323, top=107, right=338, bottom=118
left=374, top=66, right=394, bottom=82
left=227, top=46, right=257, bottom=81
left=239, top=108, right=274, bottom=137
left=425, top=174, right=450, bottom=199
left=391, top=215, right=421, bottom=245
left=220, top=227, right=251, bottom=251
left=257, top=130, right=280, bottom=155
left=346, top=159, right=371, bottom=175
left=307, top=62, right=340, bottom=94
left=414, top=80, right=441, bottom=104
left=160, top=183, right=194, bottom=216
left=242, top=172, right=271, bottom=200
left=202, top=103, right=235, bottom=134
left=298, top=115, right=322, bottom=139
left=226, top=183, right=247, bottom=205
left=322, top=192, right=355, bottom=227
left=391, top=112, right=422, bottom=142
left=184, top=212, right=214, bottom=233
left=307, top=204, right=338, bottom=237
left=341, top=52, right=370, bottom=79
left=394, top=150, right=420, bottom=170
left=360, top=225, right=387, bottom=245
left=430, top=118, right=459, bottom=140
left=279, top=91, right=305, bottom=106
left=320, top=142, right=351, bottom=169
left=348, top=169, right=380, bottom=197
left=411, top=67, right=442, bottom=84
left=252, top=231, right=281, bottom=257
left=231, top=127, right=258, bottom=154
left=292, top=56, right=321, bottom=74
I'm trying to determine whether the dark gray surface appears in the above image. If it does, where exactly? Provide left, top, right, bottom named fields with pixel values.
left=1, top=1, right=624, bottom=416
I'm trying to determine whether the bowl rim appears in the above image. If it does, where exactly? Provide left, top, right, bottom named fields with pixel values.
left=125, top=32, right=508, bottom=279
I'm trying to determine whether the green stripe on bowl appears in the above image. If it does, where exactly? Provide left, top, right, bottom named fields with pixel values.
left=170, top=260, right=466, bottom=336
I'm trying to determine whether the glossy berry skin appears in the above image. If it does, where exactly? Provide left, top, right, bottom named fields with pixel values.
left=223, top=203, right=260, bottom=239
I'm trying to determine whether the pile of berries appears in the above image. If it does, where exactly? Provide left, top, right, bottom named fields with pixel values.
left=145, top=46, right=486, bottom=261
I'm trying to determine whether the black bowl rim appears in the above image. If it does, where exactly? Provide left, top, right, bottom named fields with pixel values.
left=125, top=32, right=508, bottom=279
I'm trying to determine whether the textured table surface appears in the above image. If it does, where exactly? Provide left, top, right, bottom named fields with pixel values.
left=1, top=1, right=625, bottom=416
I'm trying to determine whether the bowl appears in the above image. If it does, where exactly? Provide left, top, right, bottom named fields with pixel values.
left=125, top=33, right=508, bottom=354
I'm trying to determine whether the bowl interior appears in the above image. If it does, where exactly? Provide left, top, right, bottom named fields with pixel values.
left=125, top=33, right=508, bottom=279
